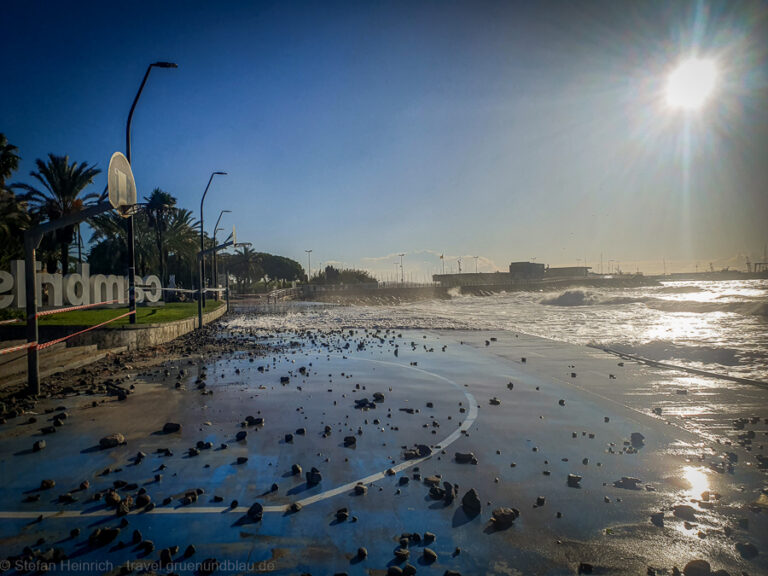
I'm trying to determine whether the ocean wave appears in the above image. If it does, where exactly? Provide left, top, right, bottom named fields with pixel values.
left=604, top=340, right=745, bottom=367
left=539, top=289, right=768, bottom=317
left=539, top=290, right=647, bottom=307
left=656, top=285, right=706, bottom=294
left=647, top=300, right=768, bottom=317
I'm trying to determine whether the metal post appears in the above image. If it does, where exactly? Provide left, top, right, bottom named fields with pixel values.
left=24, top=234, right=40, bottom=396
left=212, top=229, right=217, bottom=301
left=212, top=210, right=230, bottom=301
left=200, top=172, right=226, bottom=309
left=198, top=253, right=203, bottom=328
left=226, top=271, right=230, bottom=314
left=125, top=61, right=177, bottom=323
left=22, top=201, right=112, bottom=395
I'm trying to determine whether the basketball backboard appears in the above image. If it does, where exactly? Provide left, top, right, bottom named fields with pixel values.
left=107, top=152, right=137, bottom=217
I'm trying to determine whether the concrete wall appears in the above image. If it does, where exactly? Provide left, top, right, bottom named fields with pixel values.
left=0, top=304, right=227, bottom=352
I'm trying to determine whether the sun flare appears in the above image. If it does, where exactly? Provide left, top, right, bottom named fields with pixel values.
left=666, top=58, right=717, bottom=110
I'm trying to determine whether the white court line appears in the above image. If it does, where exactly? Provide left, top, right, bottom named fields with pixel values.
left=0, top=358, right=478, bottom=520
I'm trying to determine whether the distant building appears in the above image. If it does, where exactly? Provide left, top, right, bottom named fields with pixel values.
left=508, top=261, right=545, bottom=278
left=546, top=266, right=590, bottom=278
left=432, top=261, right=591, bottom=287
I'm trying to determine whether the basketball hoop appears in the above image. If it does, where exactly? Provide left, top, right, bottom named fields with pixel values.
left=117, top=204, right=141, bottom=217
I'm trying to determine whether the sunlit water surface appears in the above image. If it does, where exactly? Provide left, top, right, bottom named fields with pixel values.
left=228, top=280, right=768, bottom=382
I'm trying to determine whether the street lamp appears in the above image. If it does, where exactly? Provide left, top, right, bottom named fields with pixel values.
left=200, top=171, right=227, bottom=307
left=305, top=249, right=312, bottom=282
left=473, top=256, right=479, bottom=274
left=398, top=253, right=405, bottom=284
left=125, top=60, right=178, bottom=324
left=212, top=209, right=231, bottom=299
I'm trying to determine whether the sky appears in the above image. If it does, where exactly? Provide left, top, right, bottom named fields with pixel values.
left=3, top=0, right=767, bottom=279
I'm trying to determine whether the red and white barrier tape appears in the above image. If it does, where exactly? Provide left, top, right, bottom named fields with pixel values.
left=0, top=341, right=37, bottom=355
left=37, top=310, right=135, bottom=351
left=36, top=300, right=120, bottom=318
left=0, top=318, right=22, bottom=325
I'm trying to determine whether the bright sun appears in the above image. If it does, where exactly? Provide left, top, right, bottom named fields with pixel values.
left=666, top=58, right=717, bottom=110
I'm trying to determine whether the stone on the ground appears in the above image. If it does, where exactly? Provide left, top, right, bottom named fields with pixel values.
left=99, top=433, right=125, bottom=449
left=88, top=527, right=120, bottom=547
left=461, top=488, right=481, bottom=517
left=614, top=476, right=642, bottom=490
left=491, top=507, right=520, bottom=529
left=306, top=467, right=322, bottom=486
left=455, top=451, right=477, bottom=464
left=735, top=541, right=758, bottom=559
left=162, top=422, right=181, bottom=433
left=567, top=474, right=582, bottom=487
left=673, top=504, right=697, bottom=521
left=683, top=559, right=711, bottom=576
left=247, top=502, right=263, bottom=522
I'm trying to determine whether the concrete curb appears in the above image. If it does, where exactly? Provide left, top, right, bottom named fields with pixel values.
left=65, top=303, right=228, bottom=351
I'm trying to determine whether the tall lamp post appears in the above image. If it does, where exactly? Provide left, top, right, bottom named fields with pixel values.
left=473, top=255, right=479, bottom=274
left=125, top=61, right=177, bottom=324
left=305, top=250, right=312, bottom=282
left=398, top=253, right=405, bottom=284
left=199, top=171, right=227, bottom=308
left=212, top=209, right=231, bottom=300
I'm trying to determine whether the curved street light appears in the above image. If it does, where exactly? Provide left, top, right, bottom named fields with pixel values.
left=125, top=60, right=178, bottom=323
left=199, top=171, right=227, bottom=308
left=305, top=249, right=312, bottom=282
left=212, top=209, right=231, bottom=299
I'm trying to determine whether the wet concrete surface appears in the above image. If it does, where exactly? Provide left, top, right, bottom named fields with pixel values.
left=0, top=327, right=766, bottom=575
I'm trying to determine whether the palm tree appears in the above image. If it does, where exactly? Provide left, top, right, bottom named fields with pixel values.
left=15, top=154, right=100, bottom=273
left=0, top=134, right=28, bottom=269
left=165, top=208, right=200, bottom=289
left=0, top=189, right=29, bottom=269
left=0, top=133, right=21, bottom=191
left=230, top=245, right=263, bottom=292
left=144, top=188, right=176, bottom=285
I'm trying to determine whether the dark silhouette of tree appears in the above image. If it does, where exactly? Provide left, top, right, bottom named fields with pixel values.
left=15, top=154, right=100, bottom=273
left=0, top=134, right=28, bottom=269
left=311, top=265, right=377, bottom=285
left=144, top=188, right=176, bottom=285
left=0, top=134, right=20, bottom=191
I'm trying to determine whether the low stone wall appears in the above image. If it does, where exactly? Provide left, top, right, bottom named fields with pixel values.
left=76, top=304, right=227, bottom=351
left=0, top=304, right=227, bottom=352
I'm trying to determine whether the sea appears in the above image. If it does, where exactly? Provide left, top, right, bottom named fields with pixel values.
left=228, top=279, right=768, bottom=383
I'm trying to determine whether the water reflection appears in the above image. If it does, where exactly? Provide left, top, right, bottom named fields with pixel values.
left=682, top=466, right=710, bottom=498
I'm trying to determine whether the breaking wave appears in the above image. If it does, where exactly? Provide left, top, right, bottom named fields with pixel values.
left=228, top=279, right=768, bottom=381
left=647, top=299, right=768, bottom=317
left=540, top=289, right=768, bottom=317
left=540, top=290, right=647, bottom=307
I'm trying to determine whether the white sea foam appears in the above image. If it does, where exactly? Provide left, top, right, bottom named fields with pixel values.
left=226, top=279, right=768, bottom=382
